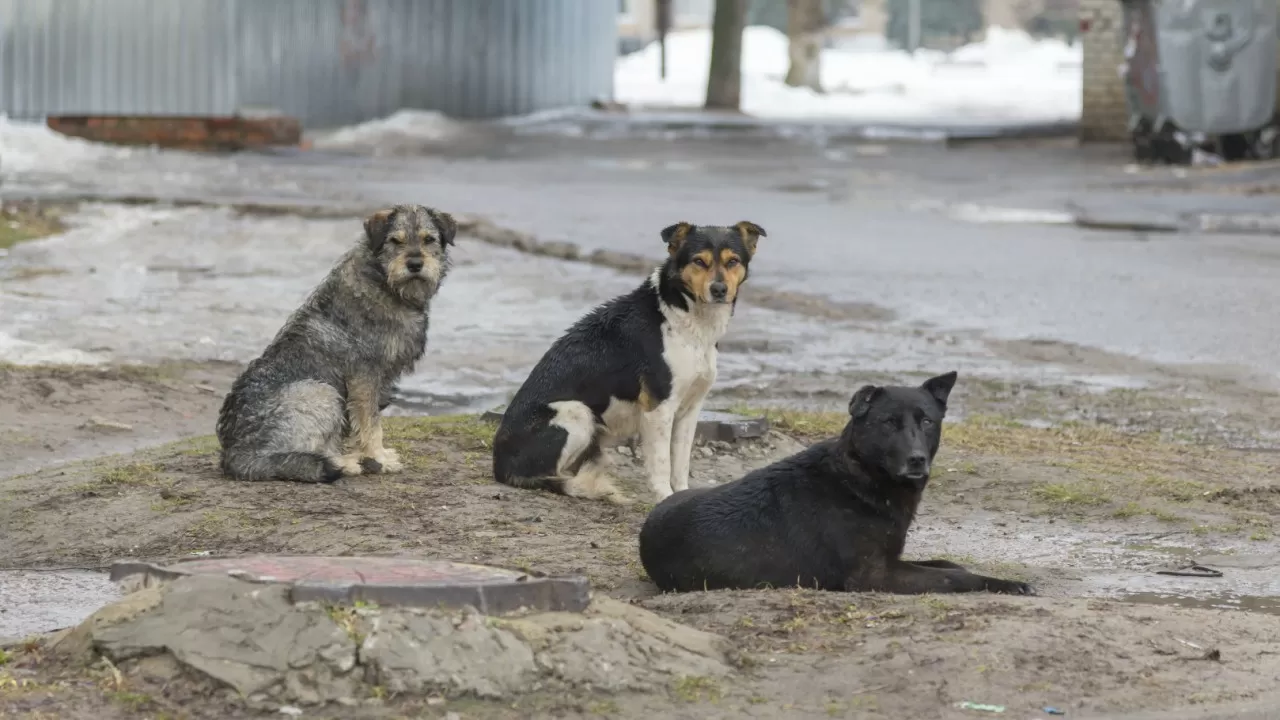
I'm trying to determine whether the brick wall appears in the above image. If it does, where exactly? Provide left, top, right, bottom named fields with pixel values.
left=1079, top=0, right=1128, bottom=142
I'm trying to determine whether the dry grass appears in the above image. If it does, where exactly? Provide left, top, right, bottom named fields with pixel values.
left=0, top=203, right=65, bottom=250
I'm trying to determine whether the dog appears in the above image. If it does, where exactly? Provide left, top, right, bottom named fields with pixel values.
left=639, top=372, right=1035, bottom=596
left=216, top=204, right=456, bottom=483
left=491, top=221, right=766, bottom=504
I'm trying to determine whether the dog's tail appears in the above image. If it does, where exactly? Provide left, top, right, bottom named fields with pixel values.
left=221, top=450, right=344, bottom=484
left=496, top=472, right=569, bottom=494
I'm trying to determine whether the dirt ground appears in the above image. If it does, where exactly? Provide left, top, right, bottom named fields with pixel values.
left=4, top=363, right=1280, bottom=718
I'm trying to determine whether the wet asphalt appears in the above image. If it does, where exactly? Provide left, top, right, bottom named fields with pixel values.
left=9, top=118, right=1279, bottom=388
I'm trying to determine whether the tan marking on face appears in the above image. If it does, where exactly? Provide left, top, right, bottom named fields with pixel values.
left=732, top=220, right=766, bottom=257
left=718, top=248, right=746, bottom=303
left=636, top=377, right=659, bottom=412
left=680, top=250, right=716, bottom=303
left=665, top=222, right=693, bottom=256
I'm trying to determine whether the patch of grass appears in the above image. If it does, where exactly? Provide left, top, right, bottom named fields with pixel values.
left=384, top=414, right=494, bottom=450
left=1139, top=474, right=1214, bottom=503
left=587, top=699, right=620, bottom=716
left=0, top=650, right=11, bottom=666
left=727, top=404, right=845, bottom=440
left=1032, top=478, right=1112, bottom=508
left=174, top=435, right=220, bottom=457
left=672, top=675, right=723, bottom=703
left=0, top=203, right=65, bottom=250
left=107, top=691, right=153, bottom=711
left=1149, top=508, right=1187, bottom=523
left=97, top=463, right=163, bottom=487
left=1111, top=501, right=1143, bottom=518
left=326, top=605, right=366, bottom=644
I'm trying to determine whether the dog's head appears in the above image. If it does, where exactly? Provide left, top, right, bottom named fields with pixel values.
left=659, top=221, right=765, bottom=307
left=362, top=204, right=456, bottom=306
left=843, top=371, right=957, bottom=491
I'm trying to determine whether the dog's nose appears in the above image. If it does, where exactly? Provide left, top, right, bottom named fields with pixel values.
left=907, top=452, right=928, bottom=470
left=709, top=282, right=728, bottom=300
left=406, top=257, right=424, bottom=273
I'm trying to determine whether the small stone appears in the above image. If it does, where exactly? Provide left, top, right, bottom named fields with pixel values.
left=616, top=446, right=633, bottom=457
left=427, top=696, right=446, bottom=706
left=278, top=707, right=303, bottom=717
left=445, top=712, right=461, bottom=720
left=81, top=416, right=134, bottom=433
left=698, top=446, right=714, bottom=458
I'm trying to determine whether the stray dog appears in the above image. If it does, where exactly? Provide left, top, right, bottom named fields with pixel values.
left=492, top=221, right=766, bottom=503
left=216, top=204, right=456, bottom=483
left=639, top=372, right=1035, bottom=595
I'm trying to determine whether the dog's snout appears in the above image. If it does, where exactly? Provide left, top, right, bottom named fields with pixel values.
left=406, top=256, right=425, bottom=273
left=907, top=452, right=928, bottom=470
left=710, top=281, right=728, bottom=299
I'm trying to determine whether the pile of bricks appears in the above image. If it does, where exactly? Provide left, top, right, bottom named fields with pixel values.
left=46, top=115, right=302, bottom=152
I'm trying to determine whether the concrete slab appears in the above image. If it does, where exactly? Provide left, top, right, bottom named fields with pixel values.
left=109, top=555, right=591, bottom=614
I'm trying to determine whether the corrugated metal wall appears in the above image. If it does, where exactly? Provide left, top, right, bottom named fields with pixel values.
left=0, top=0, right=616, bottom=126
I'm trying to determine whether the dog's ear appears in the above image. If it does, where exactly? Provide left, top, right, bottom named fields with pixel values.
left=733, top=221, right=766, bottom=256
left=848, top=384, right=882, bottom=419
left=428, top=208, right=457, bottom=247
left=363, top=208, right=394, bottom=250
left=921, top=371, right=958, bottom=410
left=661, top=222, right=693, bottom=256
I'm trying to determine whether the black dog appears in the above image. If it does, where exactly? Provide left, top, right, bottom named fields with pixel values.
left=639, top=372, right=1034, bottom=595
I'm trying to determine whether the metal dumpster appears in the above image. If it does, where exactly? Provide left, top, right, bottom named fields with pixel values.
left=1123, top=0, right=1279, bottom=163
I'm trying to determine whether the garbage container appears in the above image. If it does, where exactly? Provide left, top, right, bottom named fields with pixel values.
left=1122, top=0, right=1279, bottom=163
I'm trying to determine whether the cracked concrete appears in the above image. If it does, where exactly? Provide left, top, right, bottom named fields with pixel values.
left=51, top=575, right=732, bottom=707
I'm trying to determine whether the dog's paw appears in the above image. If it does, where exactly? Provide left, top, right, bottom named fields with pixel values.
left=336, top=454, right=365, bottom=477
left=375, top=447, right=403, bottom=474
left=988, top=579, right=1035, bottom=596
left=604, top=490, right=635, bottom=506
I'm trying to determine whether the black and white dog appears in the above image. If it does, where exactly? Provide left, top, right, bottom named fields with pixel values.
left=492, top=221, right=766, bottom=504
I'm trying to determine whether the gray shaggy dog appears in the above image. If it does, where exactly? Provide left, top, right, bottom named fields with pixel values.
left=216, top=204, right=457, bottom=483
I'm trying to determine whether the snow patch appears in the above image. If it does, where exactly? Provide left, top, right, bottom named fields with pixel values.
left=0, top=115, right=135, bottom=179
left=310, top=109, right=467, bottom=153
left=615, top=26, right=1082, bottom=125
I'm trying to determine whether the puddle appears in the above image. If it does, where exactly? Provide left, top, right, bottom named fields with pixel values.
left=0, top=570, right=121, bottom=640
left=1117, top=591, right=1280, bottom=615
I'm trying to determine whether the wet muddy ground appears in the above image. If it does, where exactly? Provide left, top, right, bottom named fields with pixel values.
left=5, top=131, right=1280, bottom=716
left=4, top=389, right=1280, bottom=718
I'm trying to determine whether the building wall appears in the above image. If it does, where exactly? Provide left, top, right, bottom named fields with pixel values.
left=0, top=0, right=618, bottom=126
left=1079, top=0, right=1128, bottom=142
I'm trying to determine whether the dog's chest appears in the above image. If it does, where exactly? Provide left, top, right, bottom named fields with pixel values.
left=660, top=305, right=729, bottom=401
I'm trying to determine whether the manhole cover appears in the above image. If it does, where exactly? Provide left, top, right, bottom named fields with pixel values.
left=110, top=555, right=590, bottom=614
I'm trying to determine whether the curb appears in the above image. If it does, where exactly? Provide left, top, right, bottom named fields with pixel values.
left=508, top=108, right=1080, bottom=146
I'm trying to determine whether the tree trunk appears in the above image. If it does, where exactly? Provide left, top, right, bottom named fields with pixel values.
left=784, top=0, right=824, bottom=92
left=705, top=0, right=748, bottom=110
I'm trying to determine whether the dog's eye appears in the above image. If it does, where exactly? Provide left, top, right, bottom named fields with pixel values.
left=921, top=418, right=934, bottom=427
left=389, top=235, right=404, bottom=244
left=725, top=258, right=740, bottom=268
left=693, top=258, right=710, bottom=269
left=882, top=418, right=897, bottom=428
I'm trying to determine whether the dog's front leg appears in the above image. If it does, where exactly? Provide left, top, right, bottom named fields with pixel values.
left=668, top=398, right=705, bottom=493
left=344, top=377, right=402, bottom=474
left=639, top=405, right=677, bottom=501
left=848, top=560, right=1034, bottom=596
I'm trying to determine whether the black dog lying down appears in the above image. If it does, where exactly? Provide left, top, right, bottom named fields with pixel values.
left=639, top=372, right=1033, bottom=596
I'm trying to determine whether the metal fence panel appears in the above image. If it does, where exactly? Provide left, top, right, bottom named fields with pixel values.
left=0, top=0, right=617, bottom=125
left=0, top=0, right=238, bottom=119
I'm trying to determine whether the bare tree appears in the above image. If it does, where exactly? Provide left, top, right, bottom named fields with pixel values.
left=784, top=0, right=825, bottom=92
left=705, top=0, right=748, bottom=110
